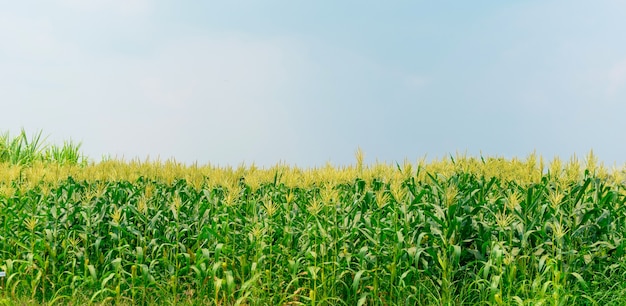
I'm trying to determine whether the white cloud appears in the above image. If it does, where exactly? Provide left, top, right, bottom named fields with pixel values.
left=54, top=0, right=153, bottom=16
left=0, top=14, right=75, bottom=60
left=1, top=25, right=307, bottom=165
left=404, top=75, right=428, bottom=90
left=120, top=35, right=298, bottom=134
left=608, top=58, right=626, bottom=98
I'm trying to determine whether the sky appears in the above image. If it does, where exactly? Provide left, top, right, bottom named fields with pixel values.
left=2, top=1, right=626, bottom=168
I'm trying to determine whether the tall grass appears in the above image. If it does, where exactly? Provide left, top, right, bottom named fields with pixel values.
left=0, top=129, right=85, bottom=166
left=0, top=138, right=625, bottom=305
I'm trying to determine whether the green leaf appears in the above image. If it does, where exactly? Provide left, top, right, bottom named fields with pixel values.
left=101, top=272, right=115, bottom=289
left=570, top=272, right=588, bottom=289
left=357, top=292, right=368, bottom=306
left=352, top=270, right=366, bottom=292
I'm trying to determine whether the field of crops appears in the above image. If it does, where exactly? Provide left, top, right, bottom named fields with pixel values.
left=1, top=133, right=626, bottom=305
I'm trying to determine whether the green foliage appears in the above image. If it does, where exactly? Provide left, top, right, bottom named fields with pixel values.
left=0, top=167, right=625, bottom=305
left=0, top=129, right=86, bottom=166
left=0, top=132, right=624, bottom=304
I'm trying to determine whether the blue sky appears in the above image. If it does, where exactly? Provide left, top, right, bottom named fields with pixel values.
left=2, top=1, right=626, bottom=167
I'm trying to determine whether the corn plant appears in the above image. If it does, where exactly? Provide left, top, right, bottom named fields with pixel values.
left=0, top=138, right=625, bottom=305
left=0, top=129, right=86, bottom=166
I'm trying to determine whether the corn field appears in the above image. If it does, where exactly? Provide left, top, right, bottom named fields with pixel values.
left=1, top=133, right=626, bottom=305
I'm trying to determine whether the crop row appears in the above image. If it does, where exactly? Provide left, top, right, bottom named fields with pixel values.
left=1, top=163, right=625, bottom=304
